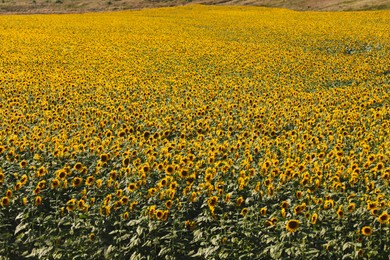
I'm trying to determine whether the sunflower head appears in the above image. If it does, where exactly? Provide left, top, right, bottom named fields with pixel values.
left=51, top=178, right=61, bottom=189
left=241, top=207, right=249, bottom=217
left=1, top=196, right=10, bottom=207
left=35, top=196, right=42, bottom=206
left=208, top=196, right=218, bottom=208
left=361, top=226, right=372, bottom=236
left=378, top=212, right=389, bottom=224
left=72, top=177, right=82, bottom=187
left=155, top=209, right=164, bottom=220
left=286, top=219, right=300, bottom=233
left=100, top=153, right=109, bottom=163
left=311, top=213, right=318, bottom=224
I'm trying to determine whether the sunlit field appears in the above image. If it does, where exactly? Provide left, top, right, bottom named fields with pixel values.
left=0, top=5, right=389, bottom=259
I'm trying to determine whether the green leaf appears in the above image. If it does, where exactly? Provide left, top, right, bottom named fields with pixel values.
left=14, top=222, right=28, bottom=235
left=104, top=245, right=115, bottom=258
left=136, top=225, right=143, bottom=236
left=158, top=247, right=171, bottom=257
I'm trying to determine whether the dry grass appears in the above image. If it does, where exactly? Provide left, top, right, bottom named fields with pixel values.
left=0, top=0, right=389, bottom=14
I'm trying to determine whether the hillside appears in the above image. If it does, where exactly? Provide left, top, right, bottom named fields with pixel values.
left=1, top=0, right=390, bottom=14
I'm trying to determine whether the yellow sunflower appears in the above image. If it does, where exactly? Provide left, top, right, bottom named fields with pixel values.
left=286, top=219, right=300, bottom=233
left=361, top=226, right=372, bottom=236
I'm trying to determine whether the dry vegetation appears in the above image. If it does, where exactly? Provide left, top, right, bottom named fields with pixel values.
left=0, top=0, right=389, bottom=14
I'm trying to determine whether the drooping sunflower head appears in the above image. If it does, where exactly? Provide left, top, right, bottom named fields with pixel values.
left=260, top=207, right=267, bottom=216
left=311, top=213, right=318, bottom=224
left=51, top=178, right=61, bottom=189
left=241, top=207, right=249, bottom=217
left=35, top=196, right=42, bottom=206
left=236, top=196, right=244, bottom=207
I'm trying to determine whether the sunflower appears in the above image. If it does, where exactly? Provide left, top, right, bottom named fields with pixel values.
left=122, top=157, right=130, bottom=167
left=33, top=187, right=41, bottom=195
left=347, top=203, right=356, bottom=212
left=51, top=178, right=61, bottom=189
left=130, top=201, right=138, bottom=211
left=19, top=160, right=27, bottom=168
left=14, top=182, right=22, bottom=191
left=120, top=196, right=129, bottom=205
left=260, top=207, right=267, bottom=216
left=1, top=197, right=10, bottom=207
left=236, top=196, right=244, bottom=207
left=22, top=197, right=28, bottom=206
left=170, top=181, right=178, bottom=190
left=165, top=165, right=175, bottom=175
left=162, top=210, right=169, bottom=221
left=286, top=219, right=300, bottom=233
left=208, top=196, right=218, bottom=207
left=123, top=212, right=129, bottom=220
left=371, top=208, right=379, bottom=216
left=72, top=177, right=83, bottom=187
left=185, top=220, right=196, bottom=231
left=116, top=189, right=123, bottom=198
left=337, top=207, right=344, bottom=218
left=378, top=212, right=389, bottom=224
left=100, top=205, right=111, bottom=216
left=165, top=200, right=173, bottom=209
left=85, top=176, right=95, bottom=186
left=6, top=189, right=12, bottom=198
left=77, top=199, right=85, bottom=210
left=241, top=208, right=249, bottom=217
left=311, top=213, right=318, bottom=224
left=367, top=201, right=377, bottom=210
left=56, top=169, right=67, bottom=179
left=100, top=153, right=109, bottom=162
left=361, top=226, right=372, bottom=236
left=66, top=199, right=76, bottom=211
left=128, top=183, right=137, bottom=192
left=35, top=196, right=42, bottom=206
left=20, top=174, right=28, bottom=184
left=180, top=169, right=189, bottom=178
left=281, top=200, right=289, bottom=209
left=155, top=209, right=164, bottom=220
left=96, top=179, right=103, bottom=188
left=190, top=192, right=197, bottom=203
left=141, top=164, right=150, bottom=174
left=73, top=162, right=83, bottom=172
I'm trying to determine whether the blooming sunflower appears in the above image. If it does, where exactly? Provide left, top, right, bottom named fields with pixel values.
left=361, top=226, right=372, bottom=236
left=1, top=197, right=10, bottom=207
left=286, top=219, right=300, bottom=233
left=378, top=212, right=389, bottom=224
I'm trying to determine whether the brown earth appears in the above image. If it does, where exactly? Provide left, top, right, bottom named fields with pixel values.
left=0, top=0, right=389, bottom=14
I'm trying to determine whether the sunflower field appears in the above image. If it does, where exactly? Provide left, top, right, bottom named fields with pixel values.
left=0, top=5, right=390, bottom=259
